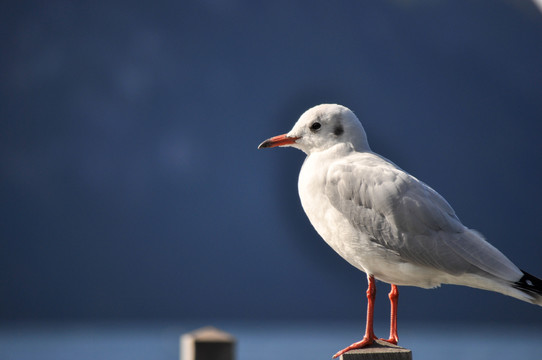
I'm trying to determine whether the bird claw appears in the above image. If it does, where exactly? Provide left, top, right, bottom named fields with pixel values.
left=378, top=337, right=398, bottom=345
left=332, top=336, right=375, bottom=358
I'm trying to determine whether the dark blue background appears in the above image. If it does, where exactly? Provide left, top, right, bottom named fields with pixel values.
left=2, top=0, right=541, bottom=325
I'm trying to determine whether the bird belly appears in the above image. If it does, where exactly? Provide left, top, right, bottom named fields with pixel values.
left=367, top=261, right=445, bottom=288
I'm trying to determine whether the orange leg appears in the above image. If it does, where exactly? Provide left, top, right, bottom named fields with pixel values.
left=332, top=275, right=377, bottom=358
left=380, top=284, right=399, bottom=345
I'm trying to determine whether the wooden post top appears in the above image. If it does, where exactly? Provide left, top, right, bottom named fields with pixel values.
left=340, top=340, right=412, bottom=360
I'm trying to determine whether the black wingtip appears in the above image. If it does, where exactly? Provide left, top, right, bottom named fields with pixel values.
left=513, top=270, right=542, bottom=296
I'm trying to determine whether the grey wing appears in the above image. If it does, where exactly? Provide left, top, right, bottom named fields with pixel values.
left=325, top=155, right=521, bottom=281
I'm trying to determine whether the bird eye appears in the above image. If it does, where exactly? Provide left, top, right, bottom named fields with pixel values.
left=310, top=122, right=321, bottom=131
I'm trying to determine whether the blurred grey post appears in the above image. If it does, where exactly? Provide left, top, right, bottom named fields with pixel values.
left=340, top=340, right=412, bottom=360
left=181, top=326, right=236, bottom=360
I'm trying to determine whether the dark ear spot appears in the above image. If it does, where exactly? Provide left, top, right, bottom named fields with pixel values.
left=334, top=125, right=344, bottom=136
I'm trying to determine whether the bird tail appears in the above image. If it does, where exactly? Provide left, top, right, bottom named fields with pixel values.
left=512, top=270, right=542, bottom=306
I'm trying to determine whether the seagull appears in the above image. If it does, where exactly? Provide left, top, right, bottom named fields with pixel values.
left=258, top=104, right=542, bottom=358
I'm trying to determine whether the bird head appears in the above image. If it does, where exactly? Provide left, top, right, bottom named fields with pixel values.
left=258, top=104, right=370, bottom=155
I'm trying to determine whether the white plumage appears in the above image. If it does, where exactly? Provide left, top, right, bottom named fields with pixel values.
left=258, top=104, right=541, bottom=357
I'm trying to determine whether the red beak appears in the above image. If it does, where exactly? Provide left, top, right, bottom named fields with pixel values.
left=258, top=134, right=300, bottom=149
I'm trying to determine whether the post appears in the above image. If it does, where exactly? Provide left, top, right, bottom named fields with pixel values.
left=340, top=339, right=412, bottom=360
left=181, top=326, right=236, bottom=360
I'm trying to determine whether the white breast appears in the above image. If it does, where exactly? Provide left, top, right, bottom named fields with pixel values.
left=297, top=146, right=380, bottom=275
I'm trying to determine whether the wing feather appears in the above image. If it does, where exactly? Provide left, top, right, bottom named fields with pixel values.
left=324, top=153, right=521, bottom=280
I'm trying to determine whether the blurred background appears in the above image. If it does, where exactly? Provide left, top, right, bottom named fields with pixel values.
left=1, top=1, right=542, bottom=358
